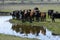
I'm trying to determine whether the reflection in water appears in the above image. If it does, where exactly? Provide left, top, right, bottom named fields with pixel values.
left=0, top=16, right=60, bottom=40
left=12, top=24, right=46, bottom=36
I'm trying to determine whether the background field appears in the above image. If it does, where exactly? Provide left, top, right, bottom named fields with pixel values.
left=0, top=4, right=60, bottom=12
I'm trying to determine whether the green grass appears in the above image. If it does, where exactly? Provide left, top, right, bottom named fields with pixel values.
left=9, top=18, right=60, bottom=35
left=10, top=11, right=60, bottom=34
left=1, top=4, right=60, bottom=35
left=0, top=10, right=13, bottom=12
left=0, top=34, right=31, bottom=40
left=0, top=34, right=39, bottom=40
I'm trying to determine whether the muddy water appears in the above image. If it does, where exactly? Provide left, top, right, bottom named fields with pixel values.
left=0, top=16, right=60, bottom=40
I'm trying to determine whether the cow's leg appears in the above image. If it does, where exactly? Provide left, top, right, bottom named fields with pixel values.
left=32, top=17, right=34, bottom=21
left=43, top=18, right=44, bottom=21
left=41, top=17, right=42, bottom=21
left=39, top=17, right=41, bottom=21
left=12, top=16, right=15, bottom=19
left=44, top=15, right=46, bottom=21
left=17, top=16, right=20, bottom=20
left=44, top=18, right=46, bottom=22
left=52, top=17, right=55, bottom=22
left=41, top=17, right=43, bottom=21
left=43, top=17, right=44, bottom=21
left=24, top=17, right=27, bottom=21
left=22, top=18, right=24, bottom=23
left=44, top=16, right=46, bottom=22
left=36, top=15, right=39, bottom=22
left=32, top=15, right=34, bottom=21
left=36, top=16, right=37, bottom=21
left=29, top=16, right=32, bottom=23
left=48, top=14, right=49, bottom=18
left=37, top=16, right=39, bottom=22
left=22, top=16, right=25, bottom=23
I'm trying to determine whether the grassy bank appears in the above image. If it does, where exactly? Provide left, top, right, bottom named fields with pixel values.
left=0, top=34, right=38, bottom=40
left=9, top=19, right=60, bottom=35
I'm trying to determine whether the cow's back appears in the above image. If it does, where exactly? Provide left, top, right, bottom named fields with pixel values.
left=52, top=13, right=60, bottom=18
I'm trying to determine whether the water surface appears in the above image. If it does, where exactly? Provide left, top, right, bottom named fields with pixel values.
left=0, top=16, right=60, bottom=40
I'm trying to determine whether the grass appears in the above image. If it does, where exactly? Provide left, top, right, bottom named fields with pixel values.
left=0, top=9, right=13, bottom=12
left=9, top=18, right=60, bottom=35
left=1, top=4, right=60, bottom=35
left=0, top=4, right=60, bottom=12
left=0, top=34, right=39, bottom=40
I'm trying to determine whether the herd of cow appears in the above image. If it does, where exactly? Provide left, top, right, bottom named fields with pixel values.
left=10, top=7, right=60, bottom=23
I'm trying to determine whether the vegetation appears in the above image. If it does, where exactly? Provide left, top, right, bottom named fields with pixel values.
left=0, top=4, right=60, bottom=12
left=9, top=16, right=60, bottom=35
left=1, top=4, right=60, bottom=35
left=0, top=34, right=39, bottom=40
left=0, top=10, right=12, bottom=12
left=0, top=2, right=60, bottom=40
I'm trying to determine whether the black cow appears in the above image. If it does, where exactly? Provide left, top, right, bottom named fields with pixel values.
left=20, top=10, right=25, bottom=22
left=16, top=11, right=20, bottom=20
left=10, top=10, right=17, bottom=19
left=11, top=10, right=22, bottom=20
left=51, top=12, right=60, bottom=22
left=27, top=9, right=32, bottom=23
left=48, top=10, right=54, bottom=18
left=34, top=7, right=40, bottom=22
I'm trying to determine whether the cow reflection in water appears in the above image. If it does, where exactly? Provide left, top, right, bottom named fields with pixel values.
left=12, top=24, right=46, bottom=36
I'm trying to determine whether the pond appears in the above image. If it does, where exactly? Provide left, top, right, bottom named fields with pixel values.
left=0, top=16, right=60, bottom=40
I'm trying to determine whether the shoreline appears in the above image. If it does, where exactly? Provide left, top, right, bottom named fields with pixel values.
left=0, top=33, right=38, bottom=40
left=9, top=19, right=60, bottom=36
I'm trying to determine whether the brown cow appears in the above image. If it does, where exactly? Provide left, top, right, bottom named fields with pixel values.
left=40, top=12, right=46, bottom=21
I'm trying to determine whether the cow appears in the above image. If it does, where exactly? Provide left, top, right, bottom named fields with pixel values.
left=48, top=10, right=54, bottom=18
left=21, top=10, right=25, bottom=22
left=51, top=11, right=60, bottom=22
left=23, top=9, right=32, bottom=23
left=16, top=11, right=20, bottom=20
left=27, top=9, right=32, bottom=23
left=10, top=8, right=46, bottom=23
left=10, top=10, right=23, bottom=20
left=30, top=10, right=35, bottom=21
left=31, top=10, right=46, bottom=22
left=40, top=12, right=46, bottom=21
left=10, top=10, right=17, bottom=19
left=21, top=9, right=32, bottom=23
left=33, top=7, right=40, bottom=22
